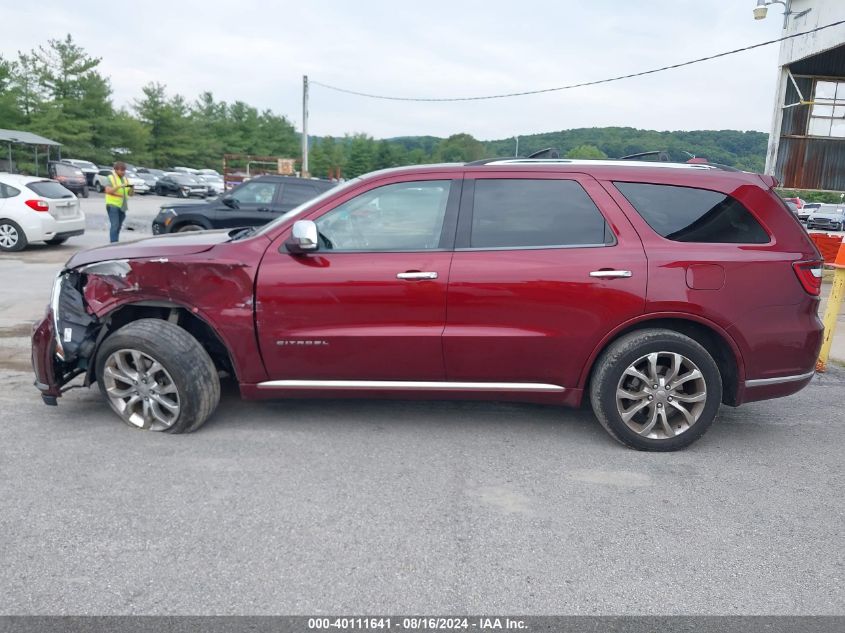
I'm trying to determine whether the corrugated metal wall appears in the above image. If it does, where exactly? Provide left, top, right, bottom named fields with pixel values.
left=774, top=45, right=845, bottom=190
left=776, top=137, right=845, bottom=190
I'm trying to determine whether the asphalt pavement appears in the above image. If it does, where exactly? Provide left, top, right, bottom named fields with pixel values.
left=0, top=224, right=843, bottom=615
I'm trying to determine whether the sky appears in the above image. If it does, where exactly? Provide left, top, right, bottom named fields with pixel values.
left=0, top=0, right=793, bottom=140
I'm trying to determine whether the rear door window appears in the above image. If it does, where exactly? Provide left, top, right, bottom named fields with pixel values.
left=281, top=182, right=319, bottom=207
left=468, top=179, right=612, bottom=248
left=614, top=182, right=769, bottom=243
left=27, top=181, right=74, bottom=199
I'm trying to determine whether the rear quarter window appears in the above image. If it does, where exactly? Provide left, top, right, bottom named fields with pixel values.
left=614, top=182, right=769, bottom=244
left=0, top=183, right=21, bottom=198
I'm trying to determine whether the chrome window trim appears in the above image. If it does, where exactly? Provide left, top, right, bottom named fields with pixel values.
left=257, top=380, right=565, bottom=393
left=454, top=242, right=611, bottom=252
left=745, top=370, right=815, bottom=387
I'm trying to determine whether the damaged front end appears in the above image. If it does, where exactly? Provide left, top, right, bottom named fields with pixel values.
left=32, top=260, right=132, bottom=404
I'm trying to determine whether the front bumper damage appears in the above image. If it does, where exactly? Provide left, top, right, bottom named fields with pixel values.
left=31, top=262, right=131, bottom=404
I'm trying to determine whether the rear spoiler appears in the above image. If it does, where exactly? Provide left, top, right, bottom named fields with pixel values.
left=758, top=174, right=779, bottom=188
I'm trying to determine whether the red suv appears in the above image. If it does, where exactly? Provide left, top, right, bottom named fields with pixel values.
left=31, top=160, right=824, bottom=450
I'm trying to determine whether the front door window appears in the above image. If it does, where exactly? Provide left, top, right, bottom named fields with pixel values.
left=316, top=180, right=452, bottom=251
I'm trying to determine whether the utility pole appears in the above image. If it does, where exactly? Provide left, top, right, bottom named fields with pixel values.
left=514, top=136, right=519, bottom=157
left=301, top=75, right=309, bottom=178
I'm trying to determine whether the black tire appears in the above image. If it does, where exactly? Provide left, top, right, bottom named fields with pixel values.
left=175, top=223, right=204, bottom=233
left=155, top=186, right=165, bottom=196
left=589, top=329, right=722, bottom=451
left=44, top=236, right=69, bottom=245
left=95, top=180, right=104, bottom=193
left=179, top=189, right=189, bottom=198
left=0, top=219, right=28, bottom=252
left=96, top=319, right=220, bottom=433
left=81, top=186, right=89, bottom=198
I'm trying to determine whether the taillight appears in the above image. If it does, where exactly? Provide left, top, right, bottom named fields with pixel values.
left=792, top=260, right=823, bottom=296
left=25, top=199, right=49, bottom=212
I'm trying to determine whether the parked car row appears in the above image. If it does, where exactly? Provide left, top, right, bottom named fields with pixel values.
left=783, top=196, right=845, bottom=231
left=60, top=159, right=225, bottom=198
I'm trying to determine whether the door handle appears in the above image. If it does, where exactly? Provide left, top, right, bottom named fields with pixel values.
left=397, top=271, right=438, bottom=280
left=589, top=270, right=633, bottom=278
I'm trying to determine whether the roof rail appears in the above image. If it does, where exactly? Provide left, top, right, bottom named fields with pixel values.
left=464, top=157, right=744, bottom=172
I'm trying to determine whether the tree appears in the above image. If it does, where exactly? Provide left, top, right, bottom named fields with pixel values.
left=0, top=55, right=23, bottom=127
left=565, top=144, right=607, bottom=159
left=133, top=83, right=193, bottom=166
left=344, top=134, right=375, bottom=178
left=434, top=133, right=484, bottom=162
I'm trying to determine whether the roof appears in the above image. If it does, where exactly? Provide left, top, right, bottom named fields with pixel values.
left=0, top=172, right=52, bottom=185
left=0, top=128, right=62, bottom=146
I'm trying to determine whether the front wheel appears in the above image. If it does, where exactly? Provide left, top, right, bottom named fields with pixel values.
left=589, top=329, right=722, bottom=451
left=96, top=319, right=221, bottom=433
left=44, top=236, right=69, bottom=245
left=175, top=223, right=204, bottom=233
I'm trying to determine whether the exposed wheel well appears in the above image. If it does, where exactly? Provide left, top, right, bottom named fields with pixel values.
left=586, top=318, right=741, bottom=406
left=93, top=304, right=236, bottom=381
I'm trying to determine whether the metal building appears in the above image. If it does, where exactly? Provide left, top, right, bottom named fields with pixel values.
left=765, top=0, right=845, bottom=191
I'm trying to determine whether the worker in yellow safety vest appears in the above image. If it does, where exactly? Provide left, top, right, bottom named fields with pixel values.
left=104, top=161, right=134, bottom=243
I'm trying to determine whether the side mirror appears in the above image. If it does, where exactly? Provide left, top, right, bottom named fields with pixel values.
left=221, top=194, right=239, bottom=209
left=286, top=220, right=319, bottom=253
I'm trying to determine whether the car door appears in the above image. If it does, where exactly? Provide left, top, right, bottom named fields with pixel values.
left=215, top=180, right=280, bottom=228
left=443, top=172, right=648, bottom=389
left=255, top=175, right=461, bottom=382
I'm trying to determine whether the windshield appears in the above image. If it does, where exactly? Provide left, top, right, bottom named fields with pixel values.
left=54, top=163, right=83, bottom=177
left=255, top=178, right=360, bottom=237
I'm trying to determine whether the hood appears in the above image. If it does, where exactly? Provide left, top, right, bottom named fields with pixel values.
left=809, top=211, right=845, bottom=220
left=157, top=200, right=216, bottom=214
left=65, top=229, right=239, bottom=269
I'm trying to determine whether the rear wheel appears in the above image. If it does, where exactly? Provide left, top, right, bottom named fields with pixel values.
left=81, top=186, right=89, bottom=198
left=96, top=319, right=220, bottom=433
left=95, top=180, right=103, bottom=193
left=179, top=189, right=189, bottom=198
left=0, top=219, right=27, bottom=252
left=589, top=329, right=722, bottom=451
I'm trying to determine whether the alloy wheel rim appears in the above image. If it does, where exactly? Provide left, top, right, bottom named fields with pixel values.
left=615, top=351, right=707, bottom=440
left=102, top=348, right=180, bottom=430
left=0, top=224, right=19, bottom=248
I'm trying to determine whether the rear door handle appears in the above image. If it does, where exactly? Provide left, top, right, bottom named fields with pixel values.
left=590, top=270, right=633, bottom=278
left=397, top=271, right=438, bottom=280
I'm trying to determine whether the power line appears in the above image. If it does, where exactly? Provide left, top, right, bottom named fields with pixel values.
left=311, top=20, right=845, bottom=102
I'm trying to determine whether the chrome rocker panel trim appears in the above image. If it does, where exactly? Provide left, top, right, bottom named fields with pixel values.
left=745, top=370, right=815, bottom=388
left=256, top=380, right=565, bottom=392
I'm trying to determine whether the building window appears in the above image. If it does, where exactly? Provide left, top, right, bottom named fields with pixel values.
left=808, top=80, right=845, bottom=138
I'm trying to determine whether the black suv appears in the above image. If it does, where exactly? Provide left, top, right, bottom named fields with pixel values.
left=152, top=175, right=334, bottom=234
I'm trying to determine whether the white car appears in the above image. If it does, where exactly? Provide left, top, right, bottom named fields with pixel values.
left=0, top=174, right=85, bottom=251
left=198, top=174, right=225, bottom=196
left=92, top=168, right=150, bottom=195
